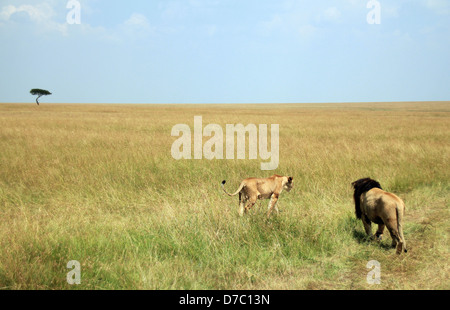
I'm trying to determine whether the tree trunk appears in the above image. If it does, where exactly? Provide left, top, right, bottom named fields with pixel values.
left=36, top=95, right=42, bottom=106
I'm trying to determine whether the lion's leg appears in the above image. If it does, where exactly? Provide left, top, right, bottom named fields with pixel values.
left=388, top=230, right=402, bottom=254
left=375, top=224, right=385, bottom=241
left=267, top=193, right=279, bottom=219
left=245, top=202, right=256, bottom=212
left=239, top=193, right=245, bottom=216
left=244, top=196, right=257, bottom=214
left=362, top=216, right=372, bottom=239
left=385, top=219, right=402, bottom=254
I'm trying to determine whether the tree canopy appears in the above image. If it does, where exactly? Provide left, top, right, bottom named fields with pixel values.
left=30, top=89, right=52, bottom=105
left=30, top=89, right=52, bottom=96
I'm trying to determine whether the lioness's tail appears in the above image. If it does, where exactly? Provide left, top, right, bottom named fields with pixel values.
left=221, top=180, right=245, bottom=197
left=396, top=203, right=407, bottom=253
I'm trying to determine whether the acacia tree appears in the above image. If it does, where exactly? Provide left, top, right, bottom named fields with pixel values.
left=30, top=89, right=52, bottom=105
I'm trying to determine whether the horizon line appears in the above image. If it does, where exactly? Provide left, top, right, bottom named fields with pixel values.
left=1, top=101, right=449, bottom=106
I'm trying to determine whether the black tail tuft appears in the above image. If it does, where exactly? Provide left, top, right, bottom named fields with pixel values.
left=222, top=180, right=226, bottom=185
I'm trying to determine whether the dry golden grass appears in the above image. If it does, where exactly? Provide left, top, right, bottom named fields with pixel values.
left=0, top=101, right=448, bottom=289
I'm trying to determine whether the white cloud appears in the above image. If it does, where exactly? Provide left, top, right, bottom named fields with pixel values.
left=323, top=7, right=341, bottom=21
left=0, top=2, right=68, bottom=35
left=0, top=5, right=16, bottom=20
left=160, top=1, right=187, bottom=20
left=118, top=13, right=155, bottom=40
left=26, top=4, right=54, bottom=22
left=159, top=0, right=220, bottom=22
left=124, top=13, right=151, bottom=30
left=0, top=2, right=157, bottom=41
left=345, top=0, right=361, bottom=6
left=0, top=3, right=55, bottom=22
left=259, top=4, right=320, bottom=39
left=424, top=0, right=450, bottom=15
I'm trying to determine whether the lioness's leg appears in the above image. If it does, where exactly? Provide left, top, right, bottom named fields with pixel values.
left=267, top=193, right=279, bottom=219
left=244, top=196, right=257, bottom=213
left=239, top=193, right=245, bottom=216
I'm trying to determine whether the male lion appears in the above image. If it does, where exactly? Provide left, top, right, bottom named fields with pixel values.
left=221, top=174, right=293, bottom=218
left=352, top=178, right=407, bottom=254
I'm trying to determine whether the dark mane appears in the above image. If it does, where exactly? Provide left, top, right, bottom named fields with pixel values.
left=351, top=178, right=382, bottom=219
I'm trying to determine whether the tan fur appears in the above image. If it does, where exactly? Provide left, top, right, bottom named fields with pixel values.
left=359, top=188, right=407, bottom=254
left=222, top=175, right=293, bottom=218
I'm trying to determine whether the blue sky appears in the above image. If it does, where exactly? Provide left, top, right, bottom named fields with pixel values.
left=0, top=0, right=449, bottom=104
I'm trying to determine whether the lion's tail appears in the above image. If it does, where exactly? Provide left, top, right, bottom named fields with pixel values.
left=396, top=202, right=407, bottom=253
left=221, top=180, right=245, bottom=197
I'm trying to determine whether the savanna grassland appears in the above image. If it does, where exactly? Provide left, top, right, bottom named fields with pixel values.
left=0, top=102, right=448, bottom=290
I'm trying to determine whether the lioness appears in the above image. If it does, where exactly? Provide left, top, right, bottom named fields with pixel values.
left=352, top=178, right=407, bottom=254
left=221, top=174, right=293, bottom=218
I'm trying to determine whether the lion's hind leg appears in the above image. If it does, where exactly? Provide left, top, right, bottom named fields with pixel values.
left=375, top=224, right=385, bottom=241
left=385, top=219, right=403, bottom=254
left=389, top=231, right=403, bottom=255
